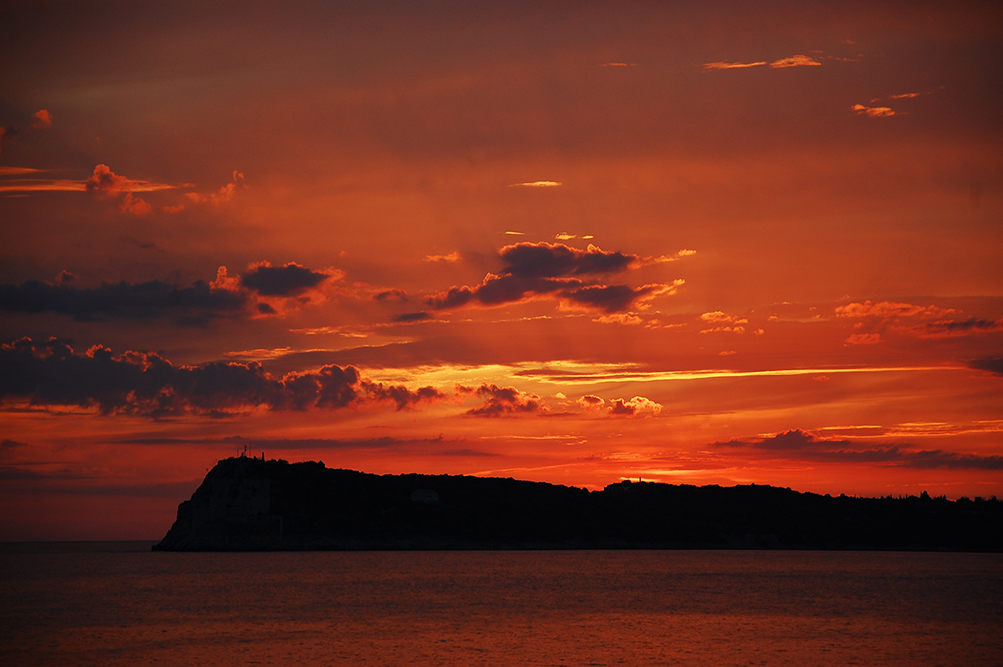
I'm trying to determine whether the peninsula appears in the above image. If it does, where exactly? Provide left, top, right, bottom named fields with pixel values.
left=153, top=456, right=1003, bottom=551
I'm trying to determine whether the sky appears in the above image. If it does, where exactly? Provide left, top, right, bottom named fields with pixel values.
left=1, top=0, right=1001, bottom=540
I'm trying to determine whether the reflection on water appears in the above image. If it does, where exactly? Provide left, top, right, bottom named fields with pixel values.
left=2, top=545, right=1001, bottom=665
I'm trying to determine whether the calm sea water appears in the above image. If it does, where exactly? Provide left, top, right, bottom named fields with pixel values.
left=1, top=543, right=1000, bottom=666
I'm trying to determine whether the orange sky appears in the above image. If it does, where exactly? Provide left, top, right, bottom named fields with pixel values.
left=1, top=1, right=1001, bottom=540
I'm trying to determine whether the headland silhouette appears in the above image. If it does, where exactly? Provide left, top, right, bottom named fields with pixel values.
left=153, top=455, right=1003, bottom=551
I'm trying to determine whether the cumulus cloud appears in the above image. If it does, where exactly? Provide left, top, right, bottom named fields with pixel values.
left=84, top=164, right=179, bottom=194
left=607, top=396, right=662, bottom=417
left=240, top=261, right=333, bottom=296
left=845, top=333, right=882, bottom=345
left=834, top=300, right=999, bottom=340
left=852, top=104, right=895, bottom=117
left=770, top=55, right=821, bottom=68
left=500, top=242, right=635, bottom=278
left=183, top=170, right=246, bottom=205
left=835, top=301, right=947, bottom=319
left=699, top=311, right=748, bottom=333
left=560, top=282, right=678, bottom=314
left=716, top=429, right=1003, bottom=470
left=1, top=261, right=339, bottom=323
left=0, top=337, right=444, bottom=417
left=119, top=192, right=151, bottom=216
left=417, top=242, right=683, bottom=316
left=85, top=164, right=134, bottom=194
left=578, top=394, right=605, bottom=411
left=361, top=381, right=445, bottom=411
left=31, top=109, right=52, bottom=130
left=459, top=383, right=543, bottom=417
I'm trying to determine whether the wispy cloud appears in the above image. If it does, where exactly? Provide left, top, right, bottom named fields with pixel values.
left=515, top=364, right=963, bottom=385
left=852, top=104, right=896, bottom=117
left=703, top=55, right=820, bottom=71
left=769, top=55, right=821, bottom=68
left=845, top=333, right=882, bottom=345
left=0, top=164, right=186, bottom=194
left=703, top=61, right=767, bottom=70
left=509, top=181, right=562, bottom=187
left=425, top=252, right=460, bottom=262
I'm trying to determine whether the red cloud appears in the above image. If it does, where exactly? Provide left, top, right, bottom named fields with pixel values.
left=85, top=164, right=132, bottom=194
left=185, top=171, right=246, bottom=205
left=31, top=110, right=52, bottom=130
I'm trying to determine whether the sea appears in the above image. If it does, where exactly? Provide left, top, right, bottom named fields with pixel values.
left=1, top=543, right=1000, bottom=666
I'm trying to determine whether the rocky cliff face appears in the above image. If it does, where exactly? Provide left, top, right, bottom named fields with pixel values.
left=154, top=457, right=282, bottom=551
left=154, top=456, right=1003, bottom=552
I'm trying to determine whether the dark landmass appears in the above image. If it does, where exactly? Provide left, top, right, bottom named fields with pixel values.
left=153, top=456, right=1003, bottom=552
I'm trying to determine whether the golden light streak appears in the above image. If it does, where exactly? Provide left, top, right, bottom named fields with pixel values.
left=514, top=364, right=967, bottom=385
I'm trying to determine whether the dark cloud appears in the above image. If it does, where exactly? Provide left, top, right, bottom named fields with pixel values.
left=607, top=398, right=637, bottom=416
left=240, top=261, right=332, bottom=296
left=717, top=429, right=1003, bottom=470
left=927, top=318, right=1003, bottom=334
left=1, top=261, right=339, bottom=323
left=560, top=284, right=648, bottom=314
left=1, top=438, right=30, bottom=450
left=0, top=126, right=16, bottom=156
left=0, top=279, right=247, bottom=324
left=460, top=383, right=542, bottom=417
left=393, top=311, right=430, bottom=322
left=969, top=356, right=1003, bottom=375
left=0, top=337, right=444, bottom=417
left=375, top=289, right=408, bottom=302
left=499, top=242, right=636, bottom=279
left=360, top=380, right=446, bottom=411
left=423, top=242, right=677, bottom=314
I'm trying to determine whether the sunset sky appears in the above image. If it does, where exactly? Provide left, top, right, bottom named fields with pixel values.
left=2, top=1, right=1001, bottom=540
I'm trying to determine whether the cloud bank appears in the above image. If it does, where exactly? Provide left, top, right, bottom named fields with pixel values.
left=0, top=337, right=443, bottom=417
left=717, top=429, right=1003, bottom=470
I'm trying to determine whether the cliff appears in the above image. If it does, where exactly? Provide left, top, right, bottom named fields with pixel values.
left=153, top=456, right=1003, bottom=551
